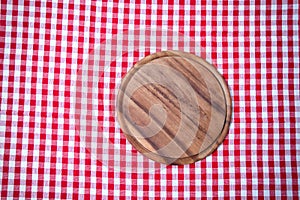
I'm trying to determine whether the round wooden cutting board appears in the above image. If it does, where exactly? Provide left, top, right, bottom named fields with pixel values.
left=116, top=50, right=232, bottom=165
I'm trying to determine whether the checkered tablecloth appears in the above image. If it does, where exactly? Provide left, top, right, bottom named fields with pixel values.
left=1, top=0, right=299, bottom=199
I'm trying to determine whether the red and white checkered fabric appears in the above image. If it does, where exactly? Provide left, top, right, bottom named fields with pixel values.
left=1, top=0, right=299, bottom=199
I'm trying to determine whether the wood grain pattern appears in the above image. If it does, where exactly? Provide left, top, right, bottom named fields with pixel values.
left=116, top=50, right=232, bottom=165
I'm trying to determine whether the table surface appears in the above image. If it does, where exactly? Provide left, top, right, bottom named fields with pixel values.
left=1, top=1, right=299, bottom=199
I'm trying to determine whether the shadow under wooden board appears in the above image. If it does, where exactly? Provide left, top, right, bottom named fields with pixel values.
left=117, top=50, right=232, bottom=165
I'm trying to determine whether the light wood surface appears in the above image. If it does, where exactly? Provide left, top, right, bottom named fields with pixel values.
left=117, top=50, right=232, bottom=165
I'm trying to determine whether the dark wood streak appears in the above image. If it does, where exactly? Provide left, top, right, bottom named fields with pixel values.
left=117, top=91, right=169, bottom=162
left=118, top=90, right=195, bottom=158
left=140, top=51, right=226, bottom=105
left=136, top=72, right=213, bottom=139
left=164, top=56, right=226, bottom=114
left=123, top=92, right=205, bottom=158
